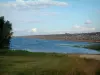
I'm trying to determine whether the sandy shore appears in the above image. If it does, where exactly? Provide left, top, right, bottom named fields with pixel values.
left=79, top=55, right=100, bottom=60
left=68, top=54, right=100, bottom=60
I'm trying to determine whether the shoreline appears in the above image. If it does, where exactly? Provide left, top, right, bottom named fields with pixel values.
left=20, top=36, right=100, bottom=43
left=20, top=33, right=100, bottom=43
left=0, top=49, right=100, bottom=61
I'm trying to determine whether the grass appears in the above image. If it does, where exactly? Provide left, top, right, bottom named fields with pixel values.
left=0, top=50, right=100, bottom=75
left=58, top=43, right=100, bottom=51
left=84, top=43, right=100, bottom=51
left=70, top=43, right=100, bottom=51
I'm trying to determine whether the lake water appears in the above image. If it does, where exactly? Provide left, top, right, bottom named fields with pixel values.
left=10, top=37, right=100, bottom=54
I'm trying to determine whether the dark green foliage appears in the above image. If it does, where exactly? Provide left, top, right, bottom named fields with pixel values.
left=0, top=49, right=65, bottom=57
left=95, top=69, right=100, bottom=75
left=71, top=44, right=100, bottom=51
left=84, top=43, right=100, bottom=51
left=0, top=16, right=13, bottom=49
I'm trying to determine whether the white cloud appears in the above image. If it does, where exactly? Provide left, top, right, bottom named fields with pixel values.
left=16, top=0, right=24, bottom=2
left=13, top=28, right=27, bottom=32
left=85, top=20, right=92, bottom=24
left=72, top=24, right=95, bottom=33
left=73, top=25, right=80, bottom=28
left=40, top=12, right=59, bottom=16
left=13, top=28, right=37, bottom=36
left=0, top=0, right=68, bottom=10
left=13, top=25, right=97, bottom=36
left=38, top=0, right=51, bottom=2
left=15, top=19, right=41, bottom=23
left=14, top=28, right=37, bottom=32
left=32, top=28, right=37, bottom=32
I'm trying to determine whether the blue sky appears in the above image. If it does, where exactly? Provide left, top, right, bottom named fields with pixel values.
left=0, top=0, right=100, bottom=36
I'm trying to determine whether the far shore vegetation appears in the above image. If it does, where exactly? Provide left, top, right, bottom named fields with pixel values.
left=72, top=43, right=100, bottom=51
left=84, top=43, right=100, bottom=51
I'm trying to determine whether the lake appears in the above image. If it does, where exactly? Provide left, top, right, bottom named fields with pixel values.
left=10, top=37, right=100, bottom=54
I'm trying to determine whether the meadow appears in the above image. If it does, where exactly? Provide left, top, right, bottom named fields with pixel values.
left=0, top=50, right=100, bottom=75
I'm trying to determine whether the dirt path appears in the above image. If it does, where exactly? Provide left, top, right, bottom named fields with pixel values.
left=79, top=55, right=100, bottom=60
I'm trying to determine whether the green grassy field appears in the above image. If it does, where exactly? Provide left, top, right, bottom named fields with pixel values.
left=0, top=50, right=100, bottom=75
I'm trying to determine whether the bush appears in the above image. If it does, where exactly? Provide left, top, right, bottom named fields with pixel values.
left=85, top=43, right=100, bottom=51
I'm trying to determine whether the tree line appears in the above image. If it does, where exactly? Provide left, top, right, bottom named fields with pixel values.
left=0, top=16, right=13, bottom=49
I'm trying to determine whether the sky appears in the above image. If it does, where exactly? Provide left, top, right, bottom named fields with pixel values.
left=0, top=0, right=100, bottom=36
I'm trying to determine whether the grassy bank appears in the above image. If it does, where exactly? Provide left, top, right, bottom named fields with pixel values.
left=84, top=44, right=100, bottom=51
left=0, top=50, right=100, bottom=75
left=69, top=44, right=100, bottom=51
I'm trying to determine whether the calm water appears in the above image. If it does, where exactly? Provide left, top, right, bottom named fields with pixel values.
left=10, top=37, right=100, bottom=54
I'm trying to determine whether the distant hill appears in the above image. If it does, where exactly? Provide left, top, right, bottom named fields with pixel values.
left=20, top=32, right=100, bottom=42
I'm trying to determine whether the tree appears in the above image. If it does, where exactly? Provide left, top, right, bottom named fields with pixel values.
left=0, top=16, right=13, bottom=49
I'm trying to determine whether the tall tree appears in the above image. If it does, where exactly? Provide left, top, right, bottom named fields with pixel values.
left=0, top=16, right=13, bottom=49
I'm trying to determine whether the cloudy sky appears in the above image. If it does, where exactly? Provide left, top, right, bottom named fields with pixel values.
left=0, top=0, right=100, bottom=36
